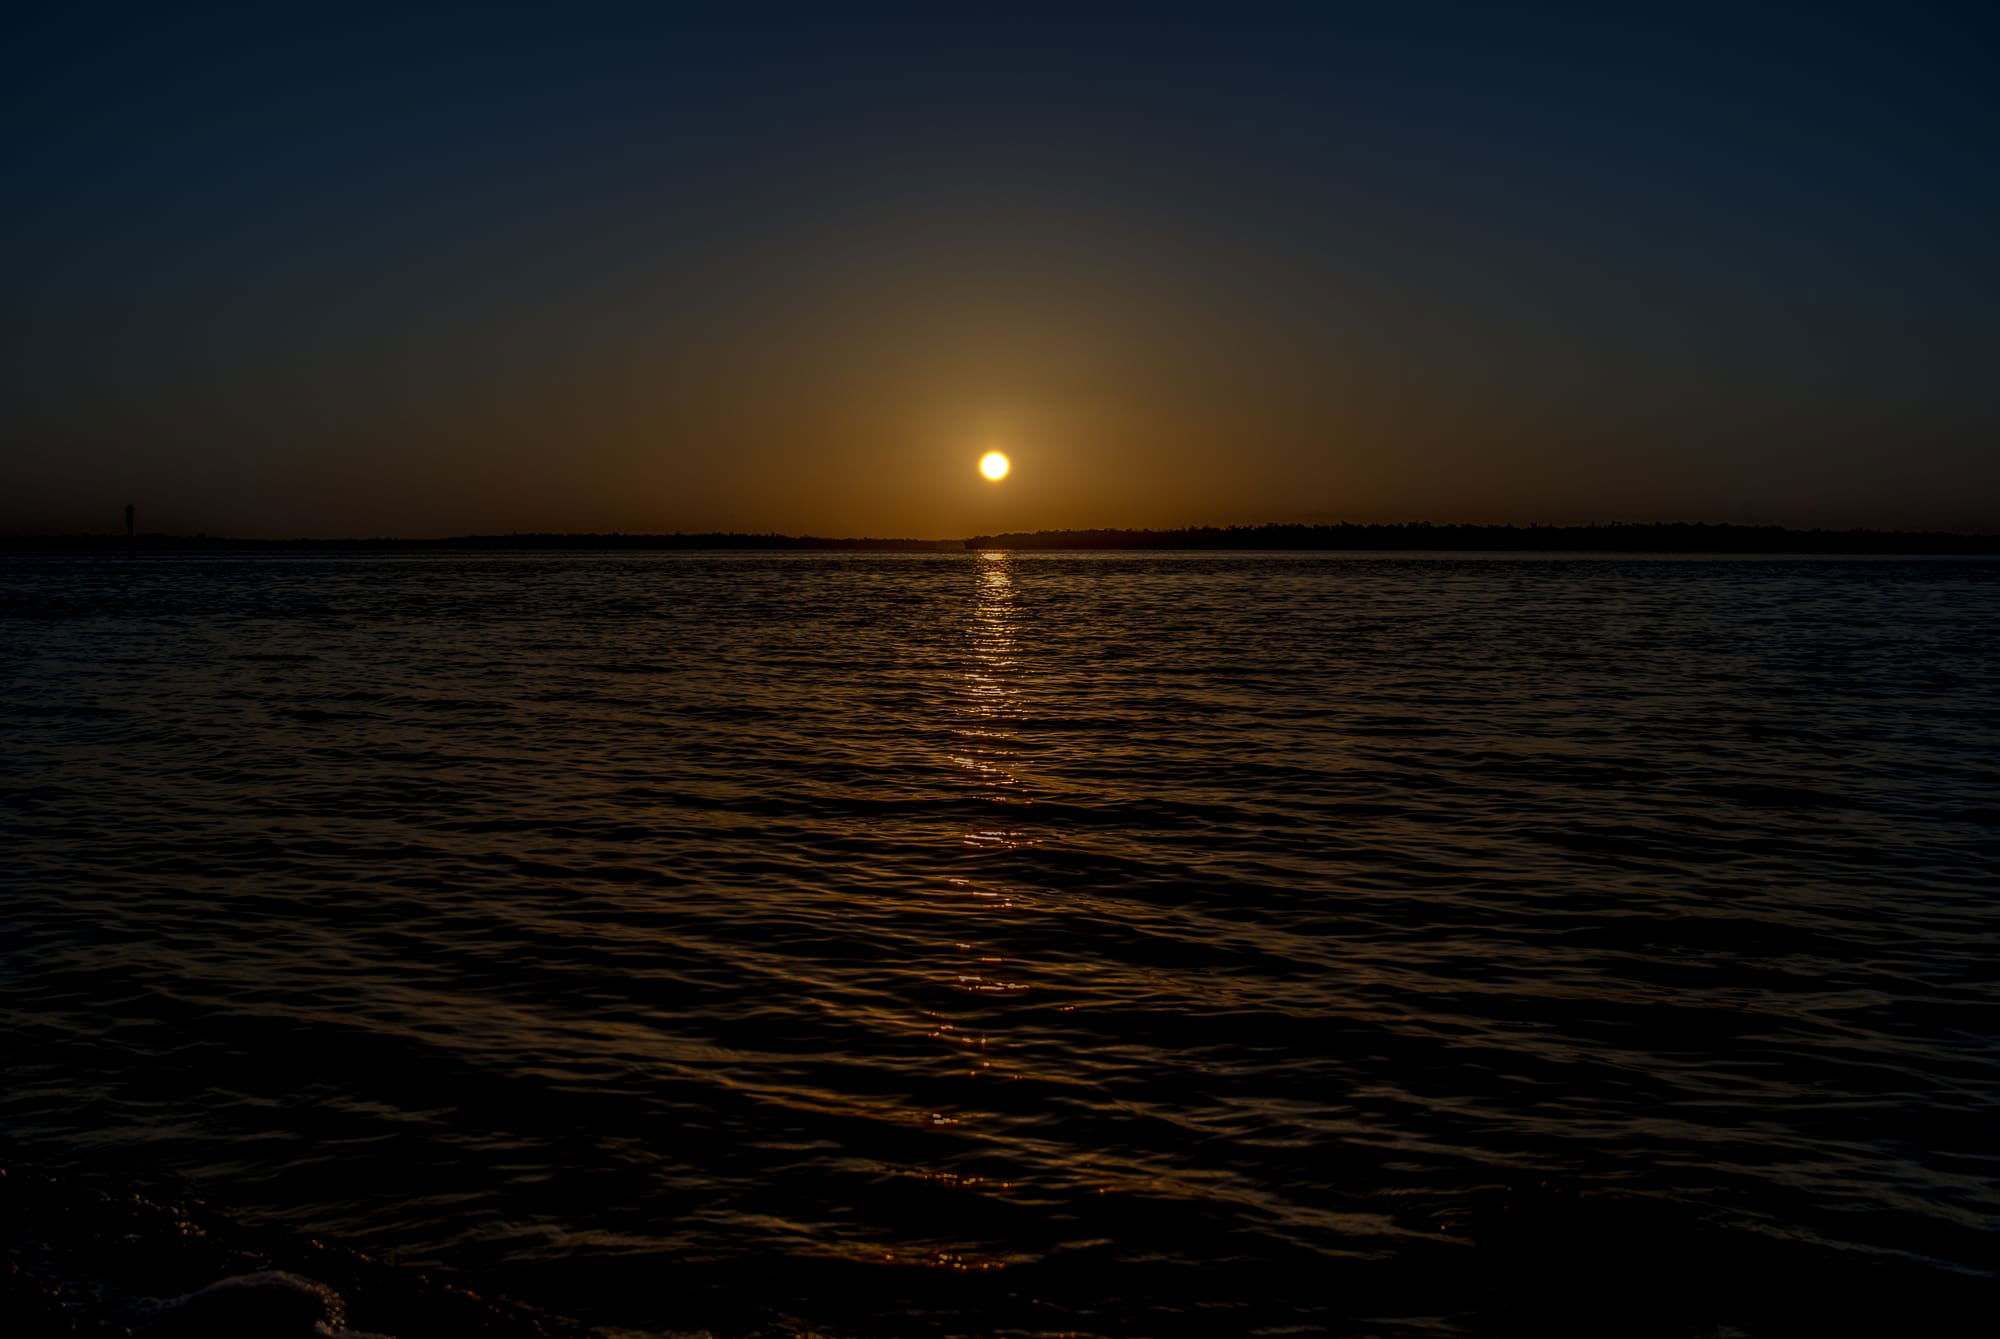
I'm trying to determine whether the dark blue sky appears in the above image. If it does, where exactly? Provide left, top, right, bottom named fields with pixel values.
left=4, top=2, right=1996, bottom=535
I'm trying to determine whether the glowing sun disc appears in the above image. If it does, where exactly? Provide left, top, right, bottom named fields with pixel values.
left=979, top=451, right=1011, bottom=481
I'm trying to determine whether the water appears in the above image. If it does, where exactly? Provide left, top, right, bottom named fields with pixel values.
left=3, top=552, right=1996, bottom=1336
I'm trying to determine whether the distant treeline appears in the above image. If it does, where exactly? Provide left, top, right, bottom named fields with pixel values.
left=963, top=522, right=2000, bottom=554
left=1, top=532, right=959, bottom=553
left=5, top=523, right=1998, bottom=554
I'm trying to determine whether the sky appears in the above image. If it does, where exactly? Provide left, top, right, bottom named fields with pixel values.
left=3, top=2, right=1996, bottom=538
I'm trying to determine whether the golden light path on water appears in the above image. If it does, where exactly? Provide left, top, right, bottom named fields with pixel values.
left=896, top=550, right=1037, bottom=1271
left=923, top=553, right=1357, bottom=1269
left=949, top=552, right=1032, bottom=1008
left=957, top=552, right=1027, bottom=851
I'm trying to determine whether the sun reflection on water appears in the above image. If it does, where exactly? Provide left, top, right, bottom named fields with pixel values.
left=912, top=549, right=1050, bottom=1178
left=952, top=552, right=1035, bottom=843
left=961, top=552, right=1017, bottom=721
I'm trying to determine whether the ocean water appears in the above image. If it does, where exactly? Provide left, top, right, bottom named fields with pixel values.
left=3, top=552, right=1996, bottom=1336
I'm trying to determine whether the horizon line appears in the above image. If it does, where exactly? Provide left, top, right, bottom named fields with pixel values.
left=6, top=519, right=1999, bottom=555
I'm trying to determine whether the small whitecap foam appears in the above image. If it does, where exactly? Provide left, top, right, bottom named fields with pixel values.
left=140, top=1270, right=392, bottom=1338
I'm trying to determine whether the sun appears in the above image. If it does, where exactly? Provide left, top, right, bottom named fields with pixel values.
left=979, top=451, right=1011, bottom=481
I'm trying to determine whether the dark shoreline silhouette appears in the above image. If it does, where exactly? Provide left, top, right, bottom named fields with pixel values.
left=6, top=521, right=1999, bottom=555
left=963, top=521, right=2000, bottom=554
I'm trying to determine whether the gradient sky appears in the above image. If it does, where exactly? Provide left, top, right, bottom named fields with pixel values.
left=4, top=2, right=1996, bottom=537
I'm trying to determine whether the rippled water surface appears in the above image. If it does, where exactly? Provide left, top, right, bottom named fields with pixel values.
left=4, top=553, right=1997, bottom=1335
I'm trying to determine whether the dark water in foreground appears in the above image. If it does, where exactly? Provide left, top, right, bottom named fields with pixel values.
left=3, top=553, right=1997, bottom=1336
